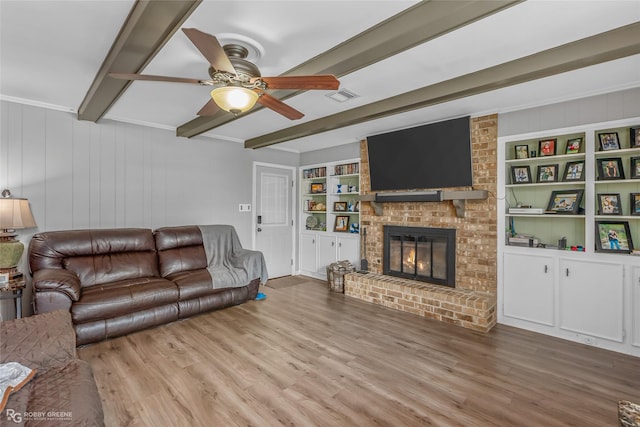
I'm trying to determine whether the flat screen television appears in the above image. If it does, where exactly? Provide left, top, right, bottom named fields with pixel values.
left=366, top=116, right=472, bottom=192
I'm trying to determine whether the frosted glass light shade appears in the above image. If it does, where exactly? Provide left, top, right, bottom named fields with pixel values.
left=210, top=86, right=259, bottom=114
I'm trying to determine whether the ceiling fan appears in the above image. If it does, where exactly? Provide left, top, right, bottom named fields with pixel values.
left=109, top=28, right=340, bottom=120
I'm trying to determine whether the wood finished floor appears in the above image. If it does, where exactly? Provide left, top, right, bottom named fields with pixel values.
left=78, top=277, right=640, bottom=427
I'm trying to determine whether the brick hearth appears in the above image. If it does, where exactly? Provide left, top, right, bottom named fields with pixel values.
left=345, top=272, right=496, bottom=332
left=346, top=114, right=498, bottom=332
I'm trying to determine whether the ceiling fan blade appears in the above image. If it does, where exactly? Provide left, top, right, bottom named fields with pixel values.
left=197, top=99, right=220, bottom=116
left=257, top=75, right=340, bottom=90
left=109, top=72, right=204, bottom=84
left=257, top=93, right=304, bottom=120
left=182, top=28, right=236, bottom=75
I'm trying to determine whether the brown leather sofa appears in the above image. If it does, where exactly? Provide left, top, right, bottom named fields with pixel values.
left=28, top=225, right=261, bottom=345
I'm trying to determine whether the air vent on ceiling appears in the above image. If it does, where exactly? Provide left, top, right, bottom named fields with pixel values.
left=326, top=89, right=359, bottom=103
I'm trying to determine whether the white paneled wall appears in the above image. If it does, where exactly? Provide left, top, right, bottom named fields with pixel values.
left=0, top=101, right=299, bottom=318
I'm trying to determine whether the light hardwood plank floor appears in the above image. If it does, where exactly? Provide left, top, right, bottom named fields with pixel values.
left=78, top=277, right=640, bottom=426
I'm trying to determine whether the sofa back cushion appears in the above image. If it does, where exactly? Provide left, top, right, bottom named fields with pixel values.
left=154, top=226, right=207, bottom=277
left=29, top=229, right=160, bottom=287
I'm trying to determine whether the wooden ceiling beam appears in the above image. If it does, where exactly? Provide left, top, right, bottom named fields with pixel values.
left=245, top=22, right=640, bottom=149
left=175, top=0, right=522, bottom=139
left=77, top=0, right=202, bottom=122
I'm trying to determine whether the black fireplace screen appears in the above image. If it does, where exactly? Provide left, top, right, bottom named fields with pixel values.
left=383, top=226, right=455, bottom=287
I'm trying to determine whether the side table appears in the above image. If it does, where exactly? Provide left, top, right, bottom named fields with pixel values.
left=0, top=276, right=26, bottom=319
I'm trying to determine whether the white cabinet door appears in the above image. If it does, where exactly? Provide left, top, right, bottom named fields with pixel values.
left=299, top=233, right=317, bottom=274
left=317, top=235, right=337, bottom=275
left=559, top=259, right=624, bottom=342
left=632, top=266, right=640, bottom=348
left=503, top=253, right=554, bottom=326
left=337, top=235, right=360, bottom=268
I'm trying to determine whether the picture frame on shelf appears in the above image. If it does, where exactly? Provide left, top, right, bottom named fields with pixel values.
left=630, top=193, right=640, bottom=216
left=333, top=201, right=347, bottom=212
left=546, top=189, right=584, bottom=214
left=598, top=132, right=620, bottom=151
left=514, top=144, right=529, bottom=159
left=511, top=165, right=532, bottom=184
left=595, top=220, right=633, bottom=254
left=334, top=215, right=349, bottom=232
left=310, top=183, right=325, bottom=194
left=538, top=139, right=556, bottom=156
left=631, top=127, right=640, bottom=148
left=597, top=193, right=622, bottom=215
left=596, top=158, right=625, bottom=180
left=565, top=137, right=582, bottom=154
left=562, top=161, right=584, bottom=181
left=306, top=200, right=317, bottom=211
left=537, top=164, right=558, bottom=183
left=631, top=157, right=640, bottom=179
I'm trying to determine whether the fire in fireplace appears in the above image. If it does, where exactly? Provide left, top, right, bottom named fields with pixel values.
left=383, top=225, right=456, bottom=287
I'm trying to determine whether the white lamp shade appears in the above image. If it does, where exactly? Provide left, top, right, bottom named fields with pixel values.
left=0, top=198, right=37, bottom=230
left=210, top=86, right=259, bottom=114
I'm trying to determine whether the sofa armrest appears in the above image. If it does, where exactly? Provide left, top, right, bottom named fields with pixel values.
left=32, top=269, right=82, bottom=302
left=0, top=310, right=77, bottom=367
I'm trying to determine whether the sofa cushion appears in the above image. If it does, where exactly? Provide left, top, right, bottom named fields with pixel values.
left=29, top=228, right=160, bottom=287
left=71, top=277, right=178, bottom=324
left=154, top=226, right=207, bottom=277
left=165, top=269, right=219, bottom=301
left=4, top=359, right=104, bottom=426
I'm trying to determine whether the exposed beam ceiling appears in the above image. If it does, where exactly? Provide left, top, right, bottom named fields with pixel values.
left=245, top=21, right=640, bottom=149
left=77, top=0, right=201, bottom=122
left=175, top=0, right=522, bottom=139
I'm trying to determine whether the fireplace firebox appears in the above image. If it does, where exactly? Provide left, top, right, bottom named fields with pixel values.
left=383, top=225, right=456, bottom=287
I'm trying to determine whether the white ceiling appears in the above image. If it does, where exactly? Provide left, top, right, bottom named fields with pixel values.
left=1, top=1, right=639, bottom=153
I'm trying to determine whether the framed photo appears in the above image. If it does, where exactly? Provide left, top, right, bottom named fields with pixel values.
left=562, top=161, right=584, bottom=182
left=597, top=193, right=622, bottom=215
left=630, top=193, right=640, bottom=216
left=511, top=165, right=532, bottom=184
left=631, top=127, right=640, bottom=148
left=631, top=157, right=640, bottom=179
left=546, top=189, right=584, bottom=214
left=0, top=273, right=8, bottom=290
left=333, top=201, right=347, bottom=212
left=596, top=158, right=625, bottom=180
left=598, top=132, right=620, bottom=151
left=537, top=164, right=558, bottom=183
left=538, top=139, right=556, bottom=156
left=565, top=137, right=582, bottom=154
left=595, top=221, right=633, bottom=253
left=310, top=183, right=325, bottom=194
left=514, top=144, right=529, bottom=159
left=306, top=200, right=317, bottom=211
left=334, top=215, right=349, bottom=232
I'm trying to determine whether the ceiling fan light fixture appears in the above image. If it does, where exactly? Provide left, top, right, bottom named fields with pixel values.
left=210, top=86, right=259, bottom=114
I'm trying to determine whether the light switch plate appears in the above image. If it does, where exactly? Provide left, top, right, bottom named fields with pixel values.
left=239, top=204, right=252, bottom=212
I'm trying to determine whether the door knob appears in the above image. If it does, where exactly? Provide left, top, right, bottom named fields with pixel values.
left=257, top=228, right=262, bottom=232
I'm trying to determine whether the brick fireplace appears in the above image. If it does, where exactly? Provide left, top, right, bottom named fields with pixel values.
left=345, top=114, right=498, bottom=332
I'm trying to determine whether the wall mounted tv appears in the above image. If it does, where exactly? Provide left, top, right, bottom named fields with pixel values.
left=366, top=116, right=472, bottom=192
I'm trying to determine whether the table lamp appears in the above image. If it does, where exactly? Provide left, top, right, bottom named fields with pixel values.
left=0, top=189, right=37, bottom=273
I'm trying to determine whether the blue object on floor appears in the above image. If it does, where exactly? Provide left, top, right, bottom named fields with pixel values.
left=255, top=292, right=267, bottom=301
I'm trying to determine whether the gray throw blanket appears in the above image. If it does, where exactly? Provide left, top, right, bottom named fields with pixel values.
left=198, top=225, right=268, bottom=288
